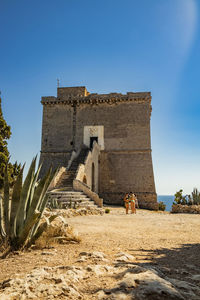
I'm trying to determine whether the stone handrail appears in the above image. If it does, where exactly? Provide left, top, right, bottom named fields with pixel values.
left=75, top=163, right=85, bottom=181
left=88, top=141, right=101, bottom=161
left=48, top=166, right=66, bottom=191
left=75, top=141, right=100, bottom=181
left=73, top=179, right=103, bottom=207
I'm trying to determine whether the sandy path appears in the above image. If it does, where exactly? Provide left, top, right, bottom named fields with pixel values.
left=0, top=207, right=200, bottom=282
left=68, top=207, right=200, bottom=274
left=68, top=207, right=200, bottom=252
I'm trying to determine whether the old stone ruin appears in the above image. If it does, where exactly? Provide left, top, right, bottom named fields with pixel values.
left=39, top=86, right=158, bottom=210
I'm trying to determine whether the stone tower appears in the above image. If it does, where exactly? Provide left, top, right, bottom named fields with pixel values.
left=40, top=86, right=157, bottom=209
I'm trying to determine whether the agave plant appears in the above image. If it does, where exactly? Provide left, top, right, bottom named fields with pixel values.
left=192, top=188, right=200, bottom=205
left=0, top=157, right=57, bottom=257
left=47, top=198, right=63, bottom=210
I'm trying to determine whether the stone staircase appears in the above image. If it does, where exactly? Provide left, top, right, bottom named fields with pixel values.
left=48, top=146, right=98, bottom=209
left=48, top=190, right=97, bottom=209
left=56, top=147, right=90, bottom=189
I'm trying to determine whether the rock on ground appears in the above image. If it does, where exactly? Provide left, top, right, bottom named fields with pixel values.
left=35, top=215, right=81, bottom=248
left=1, top=250, right=200, bottom=300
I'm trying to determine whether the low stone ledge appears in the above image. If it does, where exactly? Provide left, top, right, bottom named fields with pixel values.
left=171, top=204, right=200, bottom=214
left=139, top=201, right=159, bottom=211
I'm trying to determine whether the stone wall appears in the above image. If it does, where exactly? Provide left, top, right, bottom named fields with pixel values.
left=40, top=86, right=157, bottom=209
left=39, top=103, right=73, bottom=177
left=171, top=204, right=200, bottom=214
left=41, top=104, right=73, bottom=153
left=75, top=100, right=156, bottom=208
left=57, top=86, right=88, bottom=99
left=39, top=152, right=71, bottom=178
left=75, top=101, right=151, bottom=151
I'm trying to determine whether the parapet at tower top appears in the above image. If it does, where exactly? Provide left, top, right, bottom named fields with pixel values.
left=41, top=86, right=152, bottom=105
left=57, top=86, right=90, bottom=99
left=56, top=86, right=151, bottom=100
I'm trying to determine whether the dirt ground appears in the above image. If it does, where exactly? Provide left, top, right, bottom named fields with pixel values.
left=0, top=207, right=200, bottom=283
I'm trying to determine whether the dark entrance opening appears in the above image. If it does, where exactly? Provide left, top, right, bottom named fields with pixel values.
left=90, top=136, right=98, bottom=149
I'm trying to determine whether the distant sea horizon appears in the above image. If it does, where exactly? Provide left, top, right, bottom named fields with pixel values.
left=158, top=195, right=174, bottom=212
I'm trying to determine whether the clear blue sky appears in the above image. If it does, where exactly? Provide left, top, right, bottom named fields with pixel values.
left=0, top=0, right=200, bottom=195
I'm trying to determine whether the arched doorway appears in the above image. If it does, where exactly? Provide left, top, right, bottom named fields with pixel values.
left=92, top=163, right=95, bottom=192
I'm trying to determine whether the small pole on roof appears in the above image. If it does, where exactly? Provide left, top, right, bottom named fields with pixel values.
left=57, top=78, right=60, bottom=88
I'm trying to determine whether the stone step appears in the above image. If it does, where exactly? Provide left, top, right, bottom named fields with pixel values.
left=48, top=191, right=91, bottom=200
left=58, top=183, right=73, bottom=186
left=60, top=179, right=73, bottom=182
left=49, top=197, right=91, bottom=202
left=81, top=202, right=96, bottom=205
left=58, top=199, right=95, bottom=204
left=48, top=188, right=98, bottom=209
left=51, top=187, right=73, bottom=191
left=57, top=200, right=90, bottom=204
left=50, top=191, right=84, bottom=195
left=59, top=177, right=74, bottom=181
left=60, top=174, right=75, bottom=177
left=49, top=194, right=90, bottom=199
left=57, top=202, right=97, bottom=209
left=56, top=147, right=90, bottom=189
left=49, top=195, right=90, bottom=201
left=49, top=192, right=86, bottom=196
left=62, top=172, right=75, bottom=175
left=59, top=201, right=96, bottom=207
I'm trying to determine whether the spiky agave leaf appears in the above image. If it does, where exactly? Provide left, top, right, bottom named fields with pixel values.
left=2, top=164, right=9, bottom=236
left=25, top=167, right=52, bottom=223
left=9, top=165, right=24, bottom=239
left=0, top=196, right=6, bottom=240
left=23, top=168, right=56, bottom=248
left=26, top=163, right=42, bottom=215
left=37, top=169, right=56, bottom=214
left=1, top=158, right=57, bottom=255
left=22, top=167, right=54, bottom=245
left=15, top=210, right=41, bottom=250
left=28, top=169, right=56, bottom=243
left=16, top=157, right=37, bottom=236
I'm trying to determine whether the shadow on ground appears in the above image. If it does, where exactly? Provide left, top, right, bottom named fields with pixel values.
left=128, top=243, right=200, bottom=279
left=88, top=244, right=200, bottom=299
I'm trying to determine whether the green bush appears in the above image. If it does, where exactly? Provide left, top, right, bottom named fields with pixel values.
left=173, top=188, right=200, bottom=206
left=0, top=157, right=56, bottom=258
left=105, top=208, right=110, bottom=214
left=192, top=188, right=200, bottom=205
left=158, top=201, right=166, bottom=211
left=0, top=96, right=21, bottom=190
